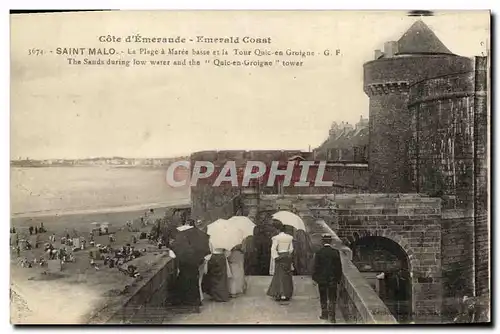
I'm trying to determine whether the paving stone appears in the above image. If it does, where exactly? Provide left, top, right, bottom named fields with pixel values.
left=163, top=276, right=344, bottom=324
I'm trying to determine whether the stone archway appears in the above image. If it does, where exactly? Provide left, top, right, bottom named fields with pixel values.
left=348, top=235, right=413, bottom=323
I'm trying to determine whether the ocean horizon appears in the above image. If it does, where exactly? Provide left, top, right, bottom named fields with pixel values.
left=10, top=166, right=191, bottom=218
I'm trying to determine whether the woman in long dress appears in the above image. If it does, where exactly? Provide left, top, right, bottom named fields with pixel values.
left=228, top=245, right=247, bottom=296
left=267, top=224, right=294, bottom=301
left=242, top=235, right=256, bottom=275
left=204, top=248, right=231, bottom=302
left=269, top=220, right=284, bottom=276
left=172, top=251, right=202, bottom=311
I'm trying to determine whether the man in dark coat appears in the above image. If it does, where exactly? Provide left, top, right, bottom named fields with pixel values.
left=312, top=234, right=343, bottom=323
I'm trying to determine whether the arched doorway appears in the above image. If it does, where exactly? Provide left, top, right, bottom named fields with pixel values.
left=349, top=235, right=412, bottom=323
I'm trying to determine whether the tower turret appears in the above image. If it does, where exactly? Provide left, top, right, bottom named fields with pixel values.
left=363, top=20, right=473, bottom=192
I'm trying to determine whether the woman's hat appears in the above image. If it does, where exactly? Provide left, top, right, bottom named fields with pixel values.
left=321, top=233, right=333, bottom=241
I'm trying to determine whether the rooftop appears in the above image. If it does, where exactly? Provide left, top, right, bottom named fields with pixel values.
left=397, top=20, right=453, bottom=55
left=374, top=20, right=455, bottom=60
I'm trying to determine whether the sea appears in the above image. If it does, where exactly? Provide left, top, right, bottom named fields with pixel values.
left=10, top=166, right=190, bottom=218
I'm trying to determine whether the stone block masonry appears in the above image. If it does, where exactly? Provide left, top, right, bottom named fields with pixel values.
left=86, top=255, right=177, bottom=324
left=473, top=56, right=489, bottom=302
left=334, top=195, right=442, bottom=322
left=440, top=210, right=474, bottom=322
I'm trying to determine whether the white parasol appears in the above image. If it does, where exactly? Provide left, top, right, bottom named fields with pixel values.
left=207, top=219, right=245, bottom=251
left=227, top=216, right=256, bottom=238
left=272, top=211, right=306, bottom=231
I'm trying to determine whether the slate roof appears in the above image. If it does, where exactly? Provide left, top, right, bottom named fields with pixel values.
left=315, top=126, right=369, bottom=156
left=397, top=20, right=454, bottom=55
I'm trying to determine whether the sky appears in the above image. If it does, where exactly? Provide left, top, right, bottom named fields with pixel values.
left=10, top=11, right=490, bottom=159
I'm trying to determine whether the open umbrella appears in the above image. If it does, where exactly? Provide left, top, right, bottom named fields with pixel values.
left=207, top=219, right=245, bottom=251
left=227, top=216, right=256, bottom=238
left=272, top=211, right=306, bottom=231
left=171, top=225, right=210, bottom=264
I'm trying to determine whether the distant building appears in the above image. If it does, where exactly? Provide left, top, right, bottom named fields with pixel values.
left=314, top=116, right=369, bottom=162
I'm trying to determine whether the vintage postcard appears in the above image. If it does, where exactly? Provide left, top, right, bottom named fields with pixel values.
left=10, top=10, right=491, bottom=325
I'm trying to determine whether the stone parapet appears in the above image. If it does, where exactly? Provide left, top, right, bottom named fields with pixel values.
left=311, top=220, right=397, bottom=324
left=86, top=255, right=177, bottom=324
left=332, top=194, right=442, bottom=217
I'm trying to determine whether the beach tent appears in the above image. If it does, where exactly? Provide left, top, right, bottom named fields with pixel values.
left=10, top=233, right=18, bottom=247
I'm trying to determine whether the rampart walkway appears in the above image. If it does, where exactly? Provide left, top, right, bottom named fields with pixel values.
left=164, top=276, right=343, bottom=324
left=91, top=206, right=397, bottom=325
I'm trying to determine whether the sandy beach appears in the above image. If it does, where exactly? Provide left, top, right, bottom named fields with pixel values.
left=10, top=200, right=188, bottom=324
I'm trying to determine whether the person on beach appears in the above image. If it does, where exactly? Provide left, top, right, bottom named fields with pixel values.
left=267, top=223, right=294, bottom=301
left=312, top=234, right=343, bottom=323
left=29, top=226, right=33, bottom=235
left=228, top=244, right=247, bottom=297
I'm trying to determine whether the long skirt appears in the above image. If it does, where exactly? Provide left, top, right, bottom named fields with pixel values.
left=204, top=254, right=230, bottom=302
left=228, top=250, right=246, bottom=296
left=198, top=261, right=206, bottom=301
left=242, top=236, right=257, bottom=275
left=255, top=241, right=272, bottom=276
left=174, top=261, right=201, bottom=307
left=267, top=252, right=294, bottom=300
left=270, top=254, right=294, bottom=275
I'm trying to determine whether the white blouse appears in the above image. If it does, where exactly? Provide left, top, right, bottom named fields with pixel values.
left=270, top=232, right=294, bottom=259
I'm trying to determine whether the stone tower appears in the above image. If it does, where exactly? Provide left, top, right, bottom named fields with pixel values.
left=363, top=20, right=473, bottom=193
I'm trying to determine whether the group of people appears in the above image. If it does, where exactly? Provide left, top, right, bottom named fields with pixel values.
left=263, top=221, right=343, bottom=324
left=28, top=223, right=46, bottom=235
left=249, top=220, right=313, bottom=277
left=163, top=215, right=344, bottom=323
left=166, top=219, right=248, bottom=313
